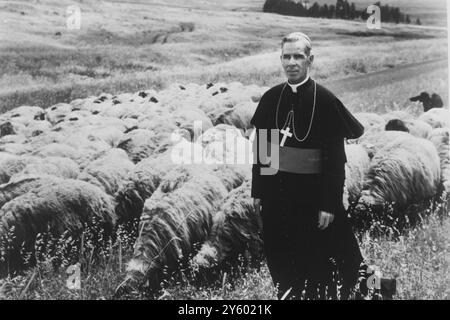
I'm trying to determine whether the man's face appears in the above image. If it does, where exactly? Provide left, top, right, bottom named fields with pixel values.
left=281, top=40, right=313, bottom=84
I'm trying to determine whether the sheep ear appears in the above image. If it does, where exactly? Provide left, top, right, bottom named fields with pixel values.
left=410, top=95, right=421, bottom=102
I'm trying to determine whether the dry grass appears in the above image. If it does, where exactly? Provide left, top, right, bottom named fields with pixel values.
left=0, top=0, right=447, bottom=112
left=0, top=0, right=448, bottom=300
left=0, top=195, right=448, bottom=300
left=340, top=68, right=449, bottom=114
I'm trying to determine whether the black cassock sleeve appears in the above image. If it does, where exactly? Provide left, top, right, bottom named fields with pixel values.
left=317, top=96, right=362, bottom=217
left=318, top=137, right=347, bottom=216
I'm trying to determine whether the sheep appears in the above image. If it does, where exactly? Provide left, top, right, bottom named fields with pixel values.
left=353, top=113, right=385, bottom=130
left=45, top=103, right=74, bottom=125
left=410, top=92, right=444, bottom=112
left=0, top=179, right=116, bottom=275
left=244, top=84, right=268, bottom=103
left=117, top=129, right=158, bottom=163
left=31, top=140, right=111, bottom=170
left=208, top=163, right=251, bottom=192
left=0, top=155, right=35, bottom=184
left=12, top=157, right=80, bottom=180
left=418, top=108, right=450, bottom=129
left=102, top=102, right=148, bottom=119
left=2, top=106, right=45, bottom=125
left=0, top=152, right=15, bottom=164
left=114, top=137, right=222, bottom=222
left=0, top=142, right=31, bottom=155
left=343, top=144, right=371, bottom=210
left=0, top=175, right=57, bottom=209
left=85, top=126, right=125, bottom=147
left=190, top=180, right=263, bottom=275
left=172, top=108, right=213, bottom=139
left=403, top=119, right=433, bottom=139
left=385, top=119, right=409, bottom=132
left=0, top=133, right=26, bottom=145
left=347, top=113, right=385, bottom=144
left=356, top=136, right=441, bottom=210
left=385, top=118, right=434, bottom=139
left=427, top=128, right=450, bottom=193
left=78, top=149, right=134, bottom=195
left=114, top=151, right=178, bottom=222
left=203, top=135, right=251, bottom=161
left=0, top=122, right=16, bottom=137
left=357, top=130, right=411, bottom=159
left=118, top=165, right=228, bottom=293
left=214, top=101, right=257, bottom=130
left=381, top=110, right=414, bottom=123
left=196, top=124, right=244, bottom=148
left=31, top=143, right=82, bottom=163
left=24, top=120, right=52, bottom=138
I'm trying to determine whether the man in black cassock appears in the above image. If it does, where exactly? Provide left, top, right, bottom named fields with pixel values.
left=251, top=32, right=365, bottom=300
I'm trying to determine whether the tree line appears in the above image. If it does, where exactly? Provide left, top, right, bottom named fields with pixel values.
left=263, top=0, right=422, bottom=25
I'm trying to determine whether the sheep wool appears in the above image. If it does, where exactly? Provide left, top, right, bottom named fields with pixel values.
left=343, top=144, right=371, bottom=209
left=114, top=151, right=178, bottom=222
left=0, top=179, right=116, bottom=273
left=78, top=148, right=134, bottom=195
left=357, top=136, right=441, bottom=209
left=357, top=130, right=411, bottom=159
left=13, top=156, right=80, bottom=180
left=123, top=165, right=228, bottom=291
left=427, top=128, right=450, bottom=193
left=0, top=175, right=58, bottom=209
left=190, top=180, right=263, bottom=273
left=418, top=108, right=450, bottom=129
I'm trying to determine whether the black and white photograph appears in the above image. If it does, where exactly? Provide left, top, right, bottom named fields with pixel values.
left=0, top=0, right=448, bottom=302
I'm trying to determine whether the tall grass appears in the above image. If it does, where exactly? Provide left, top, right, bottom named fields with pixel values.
left=0, top=193, right=448, bottom=300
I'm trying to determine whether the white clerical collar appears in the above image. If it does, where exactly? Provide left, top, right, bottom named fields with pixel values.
left=288, top=76, right=309, bottom=93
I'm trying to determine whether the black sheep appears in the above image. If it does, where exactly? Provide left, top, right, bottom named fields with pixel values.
left=410, top=92, right=443, bottom=112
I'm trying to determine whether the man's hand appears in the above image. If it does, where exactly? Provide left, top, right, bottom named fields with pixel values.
left=318, top=210, right=334, bottom=230
left=254, top=199, right=263, bottom=232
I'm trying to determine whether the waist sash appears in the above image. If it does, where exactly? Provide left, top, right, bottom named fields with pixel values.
left=266, top=142, right=322, bottom=174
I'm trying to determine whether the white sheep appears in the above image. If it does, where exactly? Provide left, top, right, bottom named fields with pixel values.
left=343, top=144, right=371, bottom=210
left=122, top=165, right=228, bottom=292
left=78, top=148, right=134, bottom=195
left=427, top=127, right=450, bottom=193
left=418, top=108, right=450, bottom=129
left=356, top=136, right=441, bottom=209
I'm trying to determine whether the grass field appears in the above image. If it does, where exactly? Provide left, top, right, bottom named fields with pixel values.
left=0, top=0, right=447, bottom=112
left=0, top=0, right=449, bottom=300
left=0, top=195, right=448, bottom=300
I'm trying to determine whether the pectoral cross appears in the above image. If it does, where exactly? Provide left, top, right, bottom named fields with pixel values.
left=280, top=127, right=292, bottom=147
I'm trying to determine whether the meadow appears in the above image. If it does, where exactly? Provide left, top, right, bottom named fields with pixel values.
left=0, top=0, right=448, bottom=300
left=0, top=0, right=447, bottom=112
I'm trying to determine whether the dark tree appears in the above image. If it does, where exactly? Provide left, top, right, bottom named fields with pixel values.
left=320, top=4, right=329, bottom=18
left=406, top=14, right=411, bottom=24
left=328, top=4, right=335, bottom=18
left=262, top=0, right=417, bottom=25
left=335, top=0, right=344, bottom=19
left=309, top=2, right=320, bottom=17
left=349, top=2, right=356, bottom=20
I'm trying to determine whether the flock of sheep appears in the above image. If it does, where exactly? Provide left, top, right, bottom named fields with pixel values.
left=0, top=81, right=448, bottom=294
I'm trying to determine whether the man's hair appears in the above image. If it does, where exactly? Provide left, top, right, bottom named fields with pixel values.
left=281, top=32, right=312, bottom=56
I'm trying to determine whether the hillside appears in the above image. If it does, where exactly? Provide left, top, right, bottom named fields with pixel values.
left=0, top=0, right=447, bottom=112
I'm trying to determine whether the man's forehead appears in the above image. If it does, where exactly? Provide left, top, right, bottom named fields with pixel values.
left=281, top=41, right=309, bottom=54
